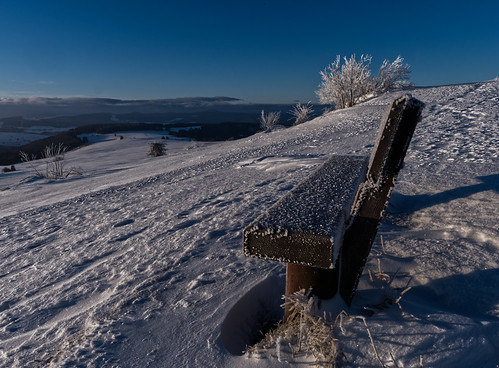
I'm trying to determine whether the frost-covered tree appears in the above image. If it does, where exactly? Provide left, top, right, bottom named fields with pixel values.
left=289, top=102, right=313, bottom=125
left=316, top=54, right=373, bottom=109
left=259, top=110, right=281, bottom=131
left=373, top=56, right=412, bottom=94
left=316, top=54, right=412, bottom=110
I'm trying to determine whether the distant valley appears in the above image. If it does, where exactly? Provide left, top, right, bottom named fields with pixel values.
left=0, top=97, right=313, bottom=165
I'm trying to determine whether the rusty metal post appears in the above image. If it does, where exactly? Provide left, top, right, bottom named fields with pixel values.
left=284, top=263, right=338, bottom=320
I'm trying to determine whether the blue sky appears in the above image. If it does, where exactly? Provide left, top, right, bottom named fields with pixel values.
left=0, top=0, right=497, bottom=103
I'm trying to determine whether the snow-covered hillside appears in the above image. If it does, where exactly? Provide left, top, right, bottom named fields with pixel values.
left=0, top=81, right=498, bottom=367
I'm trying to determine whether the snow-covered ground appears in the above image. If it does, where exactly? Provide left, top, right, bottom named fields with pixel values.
left=0, top=81, right=498, bottom=367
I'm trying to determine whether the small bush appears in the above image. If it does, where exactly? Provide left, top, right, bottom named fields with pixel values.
left=20, top=143, right=83, bottom=180
left=373, top=56, right=412, bottom=95
left=259, top=110, right=281, bottom=131
left=148, top=142, right=166, bottom=157
left=289, top=102, right=313, bottom=125
left=2, top=165, right=16, bottom=173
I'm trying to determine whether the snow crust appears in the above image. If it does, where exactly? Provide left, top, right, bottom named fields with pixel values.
left=0, top=81, right=498, bottom=367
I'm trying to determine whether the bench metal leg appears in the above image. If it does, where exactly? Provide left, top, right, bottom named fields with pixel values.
left=284, top=263, right=339, bottom=320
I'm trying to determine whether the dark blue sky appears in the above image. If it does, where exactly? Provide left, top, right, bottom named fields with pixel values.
left=1, top=0, right=497, bottom=103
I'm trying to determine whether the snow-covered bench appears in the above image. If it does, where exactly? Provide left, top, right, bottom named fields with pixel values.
left=243, top=95, right=424, bottom=308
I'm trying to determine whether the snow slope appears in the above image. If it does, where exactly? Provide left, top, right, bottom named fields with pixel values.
left=0, top=81, right=497, bottom=367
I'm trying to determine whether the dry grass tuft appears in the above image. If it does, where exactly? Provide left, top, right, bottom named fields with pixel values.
left=246, top=289, right=341, bottom=367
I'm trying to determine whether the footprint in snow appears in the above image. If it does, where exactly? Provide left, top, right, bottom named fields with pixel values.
left=113, top=219, right=135, bottom=227
left=187, top=273, right=216, bottom=290
left=109, top=227, right=147, bottom=243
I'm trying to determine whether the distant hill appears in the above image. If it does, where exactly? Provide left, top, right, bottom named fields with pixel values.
left=0, top=120, right=262, bottom=165
left=0, top=96, right=303, bottom=119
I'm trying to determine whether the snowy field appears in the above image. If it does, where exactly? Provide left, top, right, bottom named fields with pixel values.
left=0, top=81, right=498, bottom=367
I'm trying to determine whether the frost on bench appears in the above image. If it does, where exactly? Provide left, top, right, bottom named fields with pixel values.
left=243, top=155, right=369, bottom=269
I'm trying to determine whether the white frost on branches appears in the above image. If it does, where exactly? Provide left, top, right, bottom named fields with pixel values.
left=373, top=56, right=412, bottom=95
left=19, top=143, right=83, bottom=180
left=259, top=110, right=281, bottom=131
left=289, top=102, right=313, bottom=125
left=316, top=54, right=373, bottom=110
left=316, top=54, right=412, bottom=110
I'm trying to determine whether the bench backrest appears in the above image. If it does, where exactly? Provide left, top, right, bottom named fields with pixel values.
left=243, top=95, right=424, bottom=303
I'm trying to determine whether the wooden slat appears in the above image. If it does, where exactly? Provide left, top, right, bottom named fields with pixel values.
left=243, top=155, right=369, bottom=269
